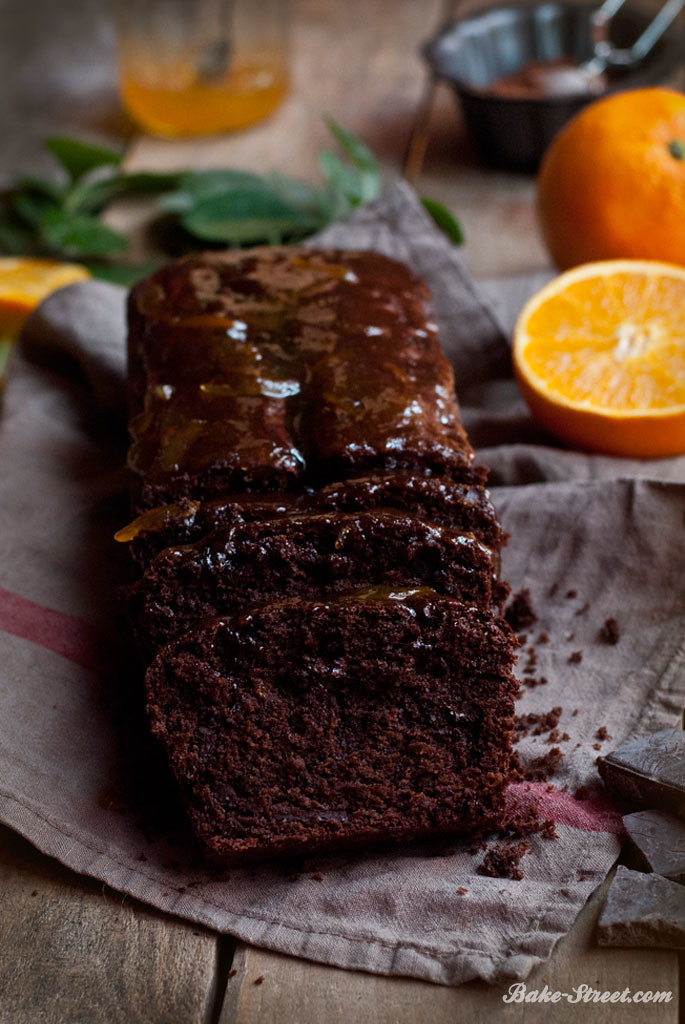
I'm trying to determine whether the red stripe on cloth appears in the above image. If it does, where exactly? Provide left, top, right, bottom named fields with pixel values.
left=0, top=586, right=102, bottom=673
left=508, top=781, right=624, bottom=835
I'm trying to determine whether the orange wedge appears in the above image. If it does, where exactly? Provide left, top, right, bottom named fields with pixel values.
left=0, top=257, right=90, bottom=335
left=512, top=260, right=685, bottom=458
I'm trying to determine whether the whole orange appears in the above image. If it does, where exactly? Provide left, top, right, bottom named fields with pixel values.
left=537, top=87, right=685, bottom=270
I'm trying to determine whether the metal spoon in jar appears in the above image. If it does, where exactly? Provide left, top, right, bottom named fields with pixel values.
left=532, top=0, right=684, bottom=97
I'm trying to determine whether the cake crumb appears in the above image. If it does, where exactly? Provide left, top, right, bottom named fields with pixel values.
left=254, top=976, right=264, bottom=986
left=477, top=841, right=530, bottom=880
left=565, top=588, right=577, bottom=599
left=312, top=873, right=324, bottom=882
left=571, top=708, right=578, bottom=717
left=595, top=726, right=611, bottom=742
left=549, top=583, right=559, bottom=597
left=31, top=889, right=38, bottom=897
left=537, top=632, right=549, bottom=643
left=505, top=588, right=537, bottom=631
left=575, top=601, right=590, bottom=616
left=593, top=742, right=601, bottom=750
left=457, top=886, right=468, bottom=895
left=568, top=650, right=583, bottom=664
left=515, top=747, right=564, bottom=782
left=598, top=618, right=620, bottom=645
left=228, top=969, right=237, bottom=979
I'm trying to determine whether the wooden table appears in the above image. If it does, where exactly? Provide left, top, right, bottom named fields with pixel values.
left=0, top=1, right=681, bottom=1019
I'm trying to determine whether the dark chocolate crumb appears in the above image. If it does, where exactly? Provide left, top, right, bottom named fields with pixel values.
left=568, top=650, right=583, bottom=664
left=477, top=841, right=530, bottom=880
left=565, top=589, right=578, bottom=599
left=505, top=588, right=537, bottom=631
left=572, top=708, right=579, bottom=717
left=254, top=976, right=264, bottom=986
left=517, top=633, right=528, bottom=645
left=31, top=889, right=38, bottom=897
left=598, top=618, right=620, bottom=645
left=595, top=726, right=612, bottom=742
left=560, top=732, right=570, bottom=741
left=312, top=873, right=324, bottom=882
left=228, top=969, right=237, bottom=979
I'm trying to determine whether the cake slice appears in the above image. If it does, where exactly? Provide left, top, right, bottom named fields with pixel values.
left=145, top=588, right=518, bottom=865
left=127, top=509, right=502, bottom=654
left=116, top=474, right=504, bottom=569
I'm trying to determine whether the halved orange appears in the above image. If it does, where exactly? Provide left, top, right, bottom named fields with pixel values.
left=512, top=260, right=685, bottom=458
left=0, top=257, right=90, bottom=335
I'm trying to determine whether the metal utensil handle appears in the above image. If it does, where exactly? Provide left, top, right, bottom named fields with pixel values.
left=592, top=0, right=683, bottom=67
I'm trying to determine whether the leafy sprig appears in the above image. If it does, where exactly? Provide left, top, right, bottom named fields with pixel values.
left=0, top=122, right=462, bottom=285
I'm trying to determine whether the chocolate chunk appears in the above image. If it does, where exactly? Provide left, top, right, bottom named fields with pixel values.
left=597, top=865, right=685, bottom=949
left=598, top=728, right=685, bottom=818
left=623, top=810, right=685, bottom=884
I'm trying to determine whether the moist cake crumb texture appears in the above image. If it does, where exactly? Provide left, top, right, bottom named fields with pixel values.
left=119, top=245, right=518, bottom=865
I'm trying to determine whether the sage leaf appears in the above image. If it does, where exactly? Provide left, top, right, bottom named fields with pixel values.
left=180, top=189, right=321, bottom=245
left=420, top=197, right=464, bottom=245
left=45, top=137, right=123, bottom=182
left=39, top=209, right=129, bottom=257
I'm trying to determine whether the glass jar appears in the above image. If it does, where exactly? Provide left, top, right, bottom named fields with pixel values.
left=114, top=0, right=290, bottom=137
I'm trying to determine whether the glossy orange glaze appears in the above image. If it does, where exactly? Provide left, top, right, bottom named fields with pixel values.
left=127, top=247, right=476, bottom=507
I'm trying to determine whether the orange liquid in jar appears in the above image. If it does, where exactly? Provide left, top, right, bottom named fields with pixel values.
left=119, top=53, right=289, bottom=136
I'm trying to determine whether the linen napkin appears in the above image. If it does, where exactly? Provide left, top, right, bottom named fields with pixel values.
left=0, top=182, right=683, bottom=987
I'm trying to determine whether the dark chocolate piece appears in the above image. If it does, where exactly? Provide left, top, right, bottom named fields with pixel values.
left=597, top=865, right=685, bottom=949
left=623, top=809, right=685, bottom=884
left=598, top=729, right=685, bottom=818
left=145, top=588, right=518, bottom=866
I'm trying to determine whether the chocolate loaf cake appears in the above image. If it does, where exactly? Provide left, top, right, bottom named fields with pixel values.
left=127, top=247, right=482, bottom=511
left=120, top=245, right=516, bottom=867
left=117, top=474, right=505, bottom=570
left=145, top=589, right=518, bottom=865
left=127, top=509, right=501, bottom=653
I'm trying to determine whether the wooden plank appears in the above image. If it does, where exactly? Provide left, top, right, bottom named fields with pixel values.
left=0, top=824, right=222, bottom=1024
left=220, top=874, right=679, bottom=1024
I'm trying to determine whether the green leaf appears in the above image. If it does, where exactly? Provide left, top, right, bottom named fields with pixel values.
left=11, top=189, right=60, bottom=228
left=325, top=117, right=378, bottom=173
left=65, top=170, right=186, bottom=216
left=17, top=177, right=67, bottom=203
left=420, top=197, right=464, bottom=245
left=158, top=169, right=269, bottom=214
left=39, top=209, right=129, bottom=257
left=86, top=259, right=165, bottom=286
left=180, top=189, right=321, bottom=245
left=45, top=137, right=123, bottom=182
left=319, top=150, right=363, bottom=206
left=0, top=335, right=13, bottom=376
